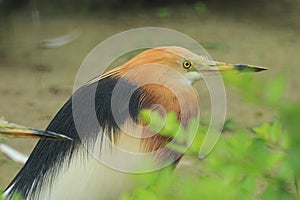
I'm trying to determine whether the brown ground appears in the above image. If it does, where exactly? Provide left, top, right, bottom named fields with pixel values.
left=0, top=6, right=299, bottom=189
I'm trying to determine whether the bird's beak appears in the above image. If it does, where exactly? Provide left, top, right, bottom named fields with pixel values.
left=0, top=119, right=72, bottom=140
left=196, top=61, right=268, bottom=73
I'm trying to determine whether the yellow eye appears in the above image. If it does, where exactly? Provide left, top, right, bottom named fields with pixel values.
left=183, top=61, right=192, bottom=69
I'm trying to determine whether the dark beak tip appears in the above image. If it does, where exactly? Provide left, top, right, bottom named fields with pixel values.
left=233, top=64, right=268, bottom=72
left=31, top=128, right=72, bottom=140
left=255, top=67, right=268, bottom=72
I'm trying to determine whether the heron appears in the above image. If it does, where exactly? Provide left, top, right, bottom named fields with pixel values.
left=4, top=46, right=266, bottom=200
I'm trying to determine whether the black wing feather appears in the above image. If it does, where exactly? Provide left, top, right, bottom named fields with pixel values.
left=5, top=76, right=142, bottom=199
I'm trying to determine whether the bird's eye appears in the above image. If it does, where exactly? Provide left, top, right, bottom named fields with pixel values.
left=183, top=61, right=192, bottom=69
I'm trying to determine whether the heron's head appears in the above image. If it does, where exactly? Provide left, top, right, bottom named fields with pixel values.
left=113, top=46, right=267, bottom=85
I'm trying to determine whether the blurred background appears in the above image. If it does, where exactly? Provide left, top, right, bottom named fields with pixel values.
left=0, top=0, right=299, bottom=190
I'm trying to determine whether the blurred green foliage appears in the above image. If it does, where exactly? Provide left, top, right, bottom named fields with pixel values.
left=156, top=7, right=171, bottom=19
left=0, top=191, right=21, bottom=200
left=122, top=72, right=300, bottom=200
left=194, top=1, right=208, bottom=17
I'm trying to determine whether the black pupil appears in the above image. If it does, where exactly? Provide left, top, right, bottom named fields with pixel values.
left=185, top=62, right=190, bottom=67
